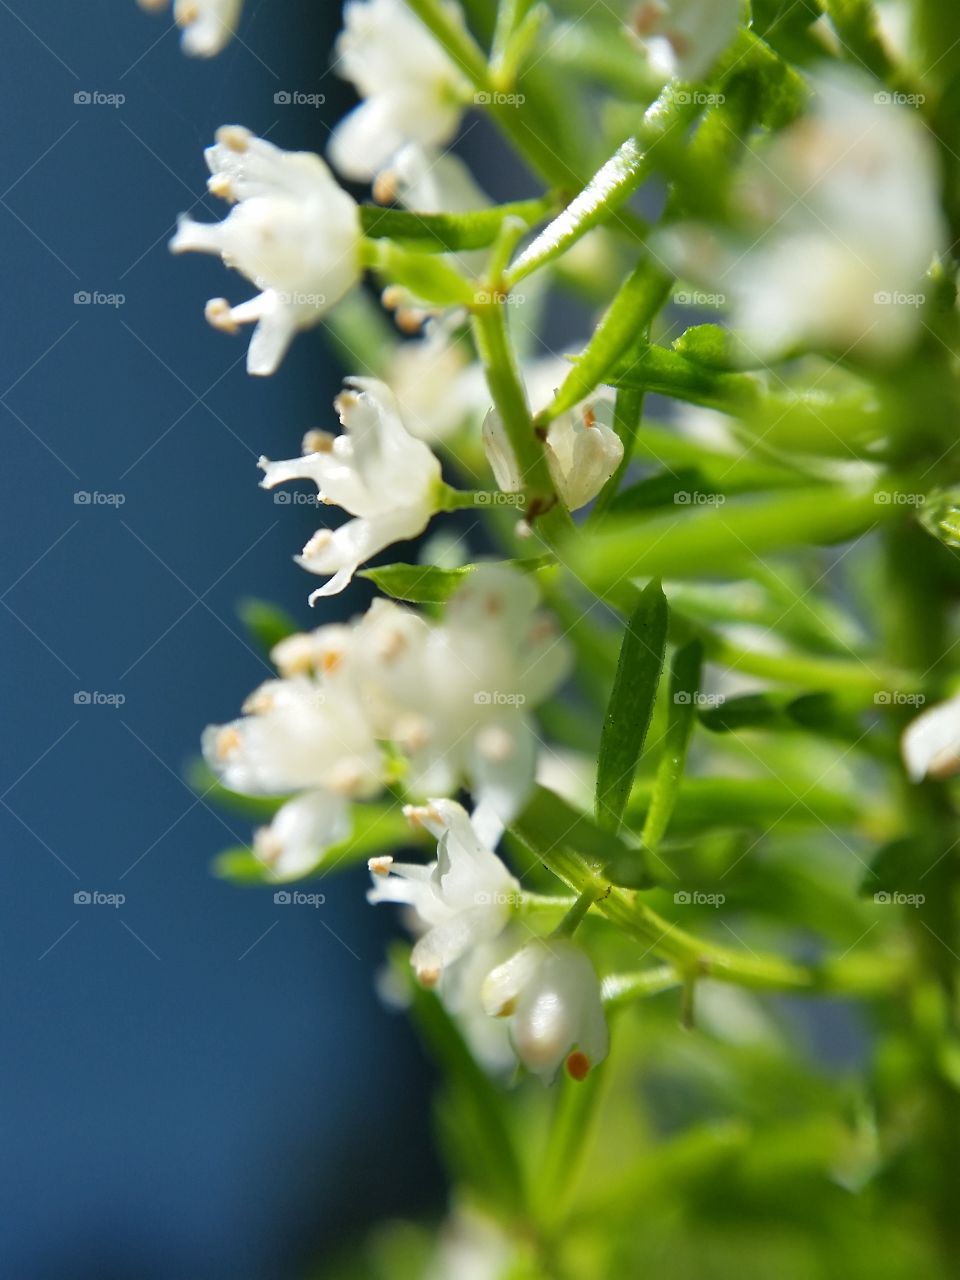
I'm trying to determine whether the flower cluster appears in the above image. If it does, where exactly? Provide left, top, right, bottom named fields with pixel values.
left=204, top=565, right=570, bottom=878
left=369, top=800, right=608, bottom=1081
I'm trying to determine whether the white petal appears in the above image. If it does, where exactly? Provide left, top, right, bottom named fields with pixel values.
left=253, top=789, right=350, bottom=881
left=902, top=694, right=960, bottom=782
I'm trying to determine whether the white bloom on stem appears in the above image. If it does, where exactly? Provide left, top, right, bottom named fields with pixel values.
left=629, top=0, right=740, bottom=82
left=663, top=69, right=945, bottom=359
left=405, top=564, right=571, bottom=822
left=202, top=665, right=382, bottom=879
left=138, top=0, right=242, bottom=56
left=484, top=392, right=623, bottom=510
left=482, top=938, right=609, bottom=1081
left=329, top=0, right=471, bottom=182
left=368, top=800, right=519, bottom=987
left=170, top=126, right=361, bottom=375
left=259, top=377, right=444, bottom=598
left=902, top=694, right=960, bottom=782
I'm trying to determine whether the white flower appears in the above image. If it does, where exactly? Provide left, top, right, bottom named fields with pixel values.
left=902, top=694, right=960, bottom=782
left=482, top=938, right=609, bottom=1081
left=629, top=0, right=740, bottom=81
left=138, top=0, right=243, bottom=56
left=663, top=69, right=945, bottom=358
left=202, top=662, right=383, bottom=879
left=368, top=800, right=519, bottom=987
left=377, top=143, right=488, bottom=214
left=202, top=567, right=567, bottom=878
left=403, top=564, right=571, bottom=822
left=259, top=377, right=444, bottom=598
left=328, top=0, right=471, bottom=182
left=484, top=392, right=623, bottom=510
left=171, top=126, right=362, bottom=375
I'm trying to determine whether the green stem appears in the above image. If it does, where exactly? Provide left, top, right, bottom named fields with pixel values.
left=471, top=300, right=556, bottom=516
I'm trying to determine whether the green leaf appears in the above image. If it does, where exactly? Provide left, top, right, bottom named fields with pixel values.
left=627, top=777, right=861, bottom=836
left=360, top=562, right=474, bottom=604
left=698, top=691, right=793, bottom=733
left=358, top=197, right=552, bottom=253
left=672, top=323, right=743, bottom=371
left=596, top=579, right=669, bottom=831
left=566, top=485, right=887, bottom=592
left=642, top=639, right=703, bottom=849
left=506, top=136, right=648, bottom=286
left=609, top=342, right=761, bottom=412
left=540, top=260, right=673, bottom=421
left=361, top=557, right=552, bottom=604
left=237, top=598, right=300, bottom=656
left=608, top=466, right=717, bottom=516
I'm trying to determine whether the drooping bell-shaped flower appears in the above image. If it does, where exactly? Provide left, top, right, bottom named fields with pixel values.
left=171, top=126, right=362, bottom=374
left=902, top=694, right=960, bottom=783
left=368, top=800, right=520, bottom=987
left=259, top=378, right=444, bottom=598
left=483, top=393, right=623, bottom=511
left=628, top=0, right=740, bottom=82
left=482, top=938, right=609, bottom=1081
left=328, top=0, right=471, bottom=182
left=138, top=0, right=243, bottom=56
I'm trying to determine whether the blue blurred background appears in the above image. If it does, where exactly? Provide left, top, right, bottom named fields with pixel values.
left=0, top=3, right=443, bottom=1275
